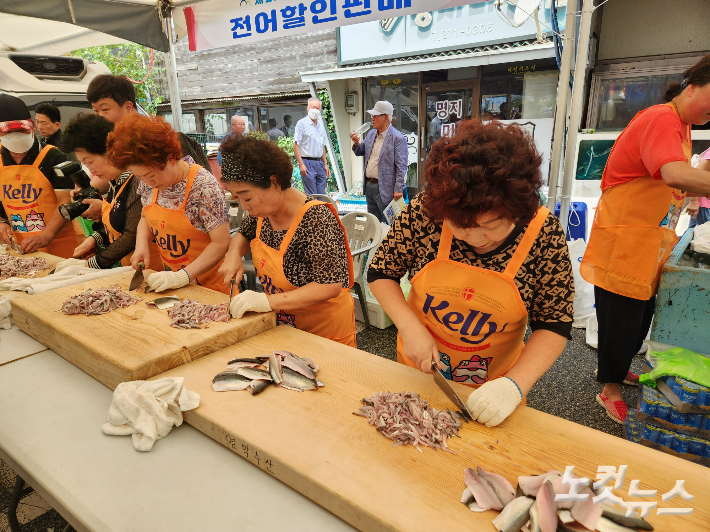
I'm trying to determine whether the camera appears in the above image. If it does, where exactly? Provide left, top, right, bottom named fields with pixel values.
left=54, top=161, right=102, bottom=221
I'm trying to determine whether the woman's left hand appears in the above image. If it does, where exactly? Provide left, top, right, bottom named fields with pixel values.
left=465, top=377, right=523, bottom=427
left=73, top=237, right=96, bottom=258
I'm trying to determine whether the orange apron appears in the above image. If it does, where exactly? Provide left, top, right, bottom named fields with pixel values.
left=581, top=104, right=690, bottom=301
left=396, top=207, right=549, bottom=389
left=0, top=144, right=79, bottom=258
left=101, top=174, right=162, bottom=268
left=142, top=164, right=229, bottom=294
left=251, top=200, right=357, bottom=347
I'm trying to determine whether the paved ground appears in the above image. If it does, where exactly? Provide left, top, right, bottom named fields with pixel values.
left=0, top=323, right=643, bottom=531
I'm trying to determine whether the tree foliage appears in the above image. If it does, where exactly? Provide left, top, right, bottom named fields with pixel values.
left=69, top=44, right=164, bottom=115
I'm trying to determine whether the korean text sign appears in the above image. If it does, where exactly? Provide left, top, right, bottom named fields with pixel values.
left=185, top=0, right=486, bottom=51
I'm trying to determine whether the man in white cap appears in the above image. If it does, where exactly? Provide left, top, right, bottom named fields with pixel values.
left=351, top=100, right=408, bottom=223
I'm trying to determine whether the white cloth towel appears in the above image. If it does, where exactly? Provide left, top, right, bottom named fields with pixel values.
left=0, top=296, right=12, bottom=330
left=692, top=221, right=710, bottom=255
left=102, top=377, right=200, bottom=452
left=0, top=266, right=132, bottom=294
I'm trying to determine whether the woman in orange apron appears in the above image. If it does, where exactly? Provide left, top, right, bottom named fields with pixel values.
left=218, top=134, right=356, bottom=347
left=369, top=120, right=574, bottom=427
left=0, top=94, right=77, bottom=258
left=106, top=114, right=230, bottom=294
left=52, top=114, right=162, bottom=271
left=581, top=55, right=710, bottom=424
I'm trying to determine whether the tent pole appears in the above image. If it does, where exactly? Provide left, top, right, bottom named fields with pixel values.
left=546, top=5, right=576, bottom=212
left=308, top=82, right=346, bottom=194
left=166, top=10, right=184, bottom=132
left=560, top=0, right=593, bottom=238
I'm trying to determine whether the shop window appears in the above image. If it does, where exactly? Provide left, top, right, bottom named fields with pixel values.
left=205, top=111, right=228, bottom=137
left=227, top=107, right=256, bottom=133
left=364, top=73, right=419, bottom=188
left=259, top=106, right=307, bottom=139
left=162, top=112, right=197, bottom=133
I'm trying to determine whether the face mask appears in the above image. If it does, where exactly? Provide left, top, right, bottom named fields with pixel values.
left=1, top=132, right=34, bottom=153
left=308, top=109, right=321, bottom=121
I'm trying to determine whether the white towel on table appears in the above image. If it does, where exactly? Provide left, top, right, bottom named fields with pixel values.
left=102, top=377, right=200, bottom=452
left=0, top=296, right=11, bottom=330
left=0, top=266, right=132, bottom=294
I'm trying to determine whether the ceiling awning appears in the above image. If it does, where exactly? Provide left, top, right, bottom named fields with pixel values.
left=301, top=41, right=555, bottom=82
left=0, top=0, right=171, bottom=52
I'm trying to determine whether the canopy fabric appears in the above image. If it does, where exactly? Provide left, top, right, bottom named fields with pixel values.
left=0, top=0, right=170, bottom=52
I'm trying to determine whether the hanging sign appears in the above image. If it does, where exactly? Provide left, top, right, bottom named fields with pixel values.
left=184, top=1, right=486, bottom=51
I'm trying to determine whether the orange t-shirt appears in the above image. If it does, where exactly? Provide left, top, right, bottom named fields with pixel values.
left=602, top=104, right=689, bottom=189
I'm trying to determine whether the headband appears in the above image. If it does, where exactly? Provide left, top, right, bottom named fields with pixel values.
left=220, top=152, right=271, bottom=184
left=0, top=119, right=34, bottom=134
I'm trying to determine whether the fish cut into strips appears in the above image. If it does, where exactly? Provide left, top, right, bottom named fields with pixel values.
left=168, top=298, right=229, bottom=329
left=61, top=284, right=141, bottom=316
left=0, top=255, right=50, bottom=280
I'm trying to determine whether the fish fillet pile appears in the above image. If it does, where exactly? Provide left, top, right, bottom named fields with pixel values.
left=462, top=466, right=654, bottom=532
left=167, top=298, right=229, bottom=329
left=0, top=255, right=50, bottom=280
left=61, top=284, right=141, bottom=316
left=212, top=350, right=323, bottom=395
left=354, top=391, right=463, bottom=453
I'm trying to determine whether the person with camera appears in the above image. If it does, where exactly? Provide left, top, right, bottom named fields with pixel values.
left=54, top=114, right=162, bottom=270
left=106, top=114, right=231, bottom=294
left=0, top=94, right=79, bottom=258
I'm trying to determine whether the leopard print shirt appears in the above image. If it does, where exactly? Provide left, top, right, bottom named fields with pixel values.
left=367, top=194, right=574, bottom=338
left=239, top=197, right=350, bottom=288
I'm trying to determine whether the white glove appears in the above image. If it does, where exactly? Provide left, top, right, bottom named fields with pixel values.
left=54, top=258, right=87, bottom=273
left=147, top=269, right=190, bottom=293
left=465, top=377, right=523, bottom=428
left=229, top=290, right=272, bottom=319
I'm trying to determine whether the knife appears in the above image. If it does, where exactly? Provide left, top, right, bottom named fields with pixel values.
left=431, top=358, right=474, bottom=422
left=129, top=262, right=145, bottom=291
left=8, top=235, right=24, bottom=254
left=229, top=276, right=236, bottom=303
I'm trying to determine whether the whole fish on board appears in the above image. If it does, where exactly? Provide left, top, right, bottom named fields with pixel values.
left=212, top=372, right=252, bottom=392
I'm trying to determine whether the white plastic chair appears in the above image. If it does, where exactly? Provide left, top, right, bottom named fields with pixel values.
left=310, top=194, right=337, bottom=206
left=340, top=212, right=382, bottom=329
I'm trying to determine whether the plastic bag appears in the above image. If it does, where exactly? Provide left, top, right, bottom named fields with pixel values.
left=568, top=238, right=595, bottom=327
left=639, top=343, right=710, bottom=388
left=585, top=314, right=598, bottom=348
left=692, top=221, right=710, bottom=255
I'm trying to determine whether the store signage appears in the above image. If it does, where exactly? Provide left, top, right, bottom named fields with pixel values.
left=339, top=2, right=566, bottom=64
left=185, top=0, right=487, bottom=51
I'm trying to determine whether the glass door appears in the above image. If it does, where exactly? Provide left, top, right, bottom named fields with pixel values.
left=420, top=80, right=479, bottom=186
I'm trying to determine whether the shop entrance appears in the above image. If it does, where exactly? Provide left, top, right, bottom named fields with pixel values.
left=419, top=79, right=480, bottom=185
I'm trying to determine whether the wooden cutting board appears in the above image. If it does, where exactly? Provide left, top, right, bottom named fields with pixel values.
left=0, top=250, right=62, bottom=301
left=155, top=327, right=709, bottom=532
left=12, top=270, right=275, bottom=389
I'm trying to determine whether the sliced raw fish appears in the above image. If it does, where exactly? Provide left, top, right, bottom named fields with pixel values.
left=237, top=367, right=272, bottom=381
left=281, top=366, right=317, bottom=391
left=461, top=487, right=474, bottom=506
left=529, top=501, right=541, bottom=532
left=595, top=516, right=639, bottom=532
left=558, top=510, right=575, bottom=524
left=477, top=466, right=516, bottom=507
left=226, top=362, right=262, bottom=371
left=281, top=384, right=305, bottom=392
left=280, top=355, right=317, bottom=380
left=212, top=372, right=251, bottom=392
left=464, top=468, right=504, bottom=511
left=601, top=503, right=653, bottom=530
left=268, top=353, right=283, bottom=385
left=227, top=357, right=264, bottom=365
left=518, top=471, right=562, bottom=497
left=536, top=480, right=558, bottom=532
left=492, top=496, right=534, bottom=532
left=248, top=380, right=271, bottom=395
left=570, top=486, right=602, bottom=530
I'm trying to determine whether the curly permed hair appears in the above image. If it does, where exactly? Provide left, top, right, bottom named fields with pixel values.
left=60, top=113, right=114, bottom=156
left=105, top=114, right=182, bottom=170
left=423, top=119, right=543, bottom=228
left=219, top=133, right=293, bottom=190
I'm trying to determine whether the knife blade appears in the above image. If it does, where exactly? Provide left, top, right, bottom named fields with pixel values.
left=129, top=262, right=145, bottom=291
left=431, top=359, right=474, bottom=422
left=8, top=236, right=24, bottom=254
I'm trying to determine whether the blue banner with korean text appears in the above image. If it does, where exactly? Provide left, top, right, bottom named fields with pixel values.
left=185, top=0, right=486, bottom=51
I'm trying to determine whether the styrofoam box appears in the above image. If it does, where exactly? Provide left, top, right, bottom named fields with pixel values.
left=352, top=294, right=394, bottom=329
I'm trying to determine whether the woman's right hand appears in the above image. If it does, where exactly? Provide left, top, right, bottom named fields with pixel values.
left=399, top=320, right=441, bottom=374
left=73, top=237, right=96, bottom=258
left=219, top=253, right=245, bottom=285
left=0, top=223, right=12, bottom=246
left=131, top=247, right=150, bottom=270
